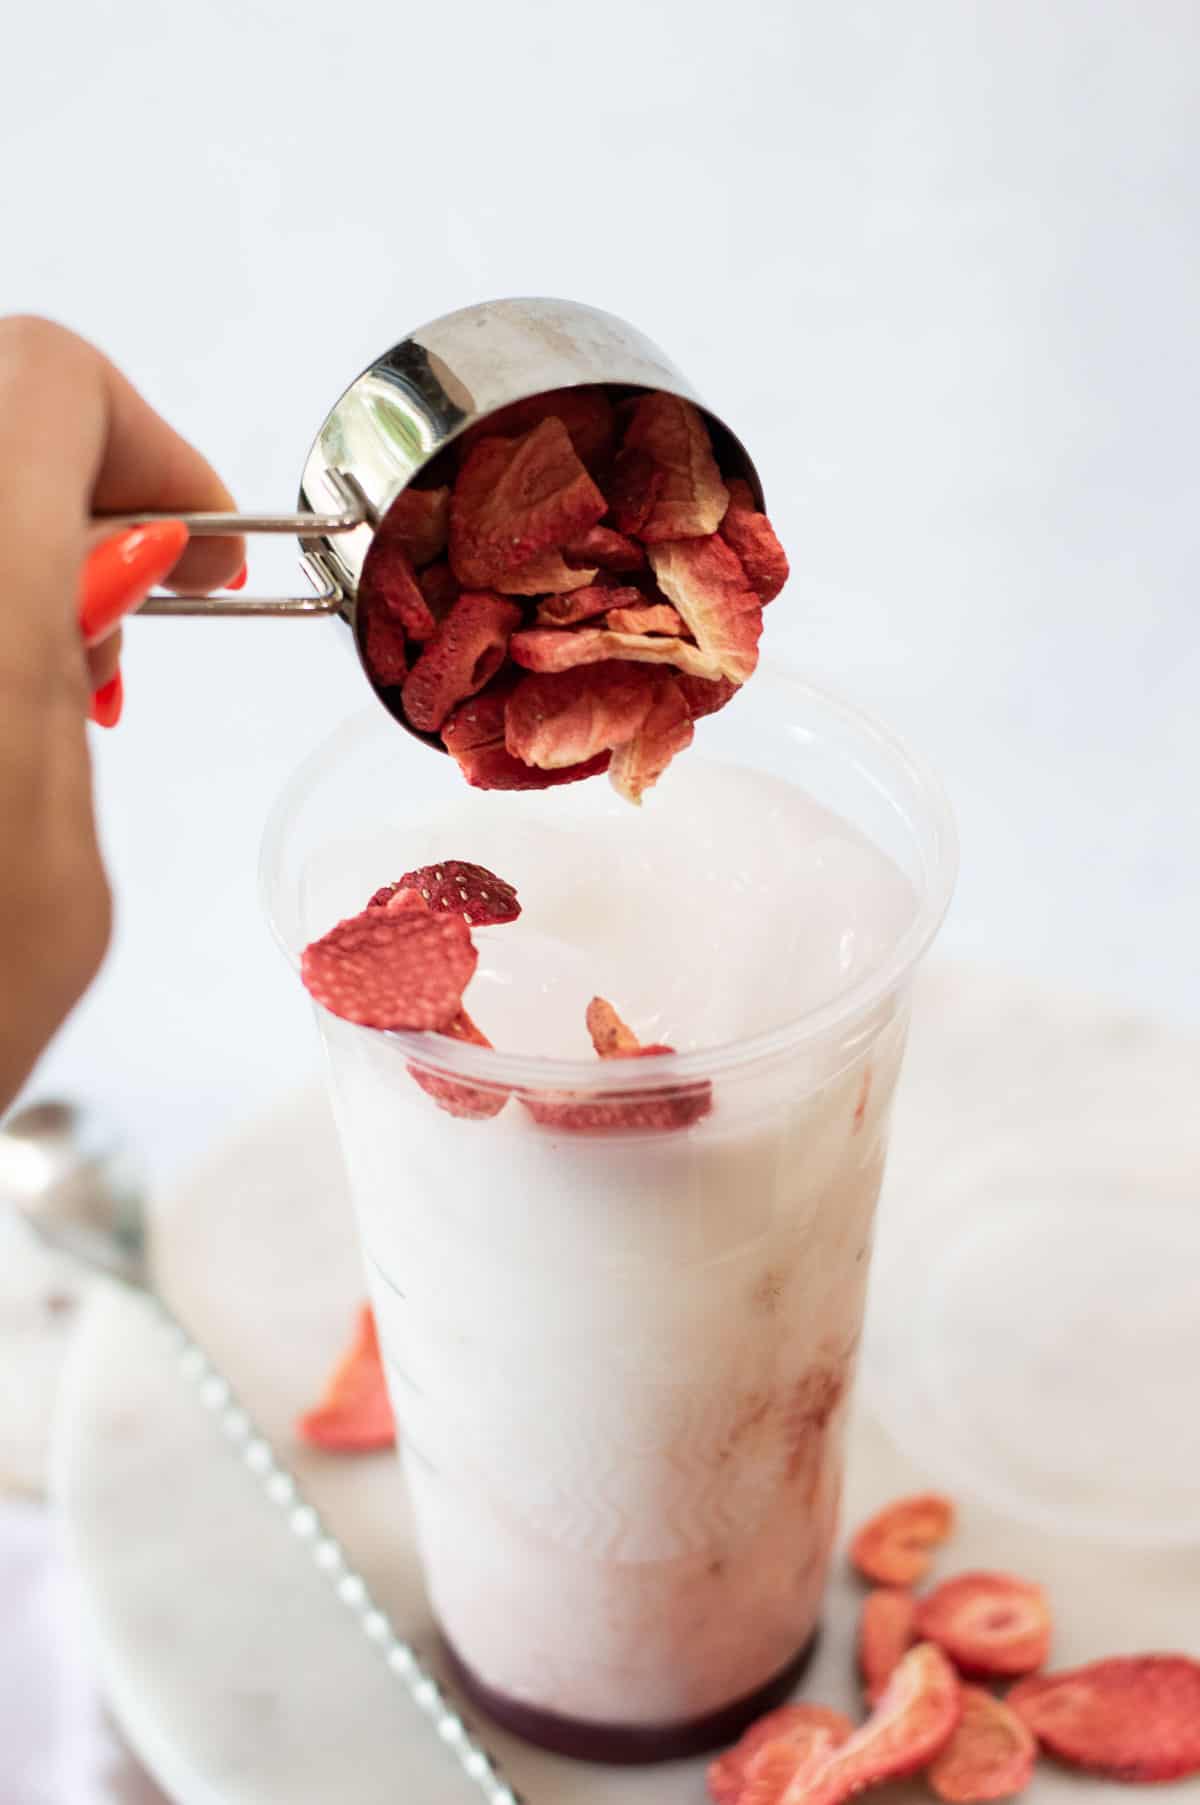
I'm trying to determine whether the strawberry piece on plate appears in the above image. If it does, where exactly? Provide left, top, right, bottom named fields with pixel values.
left=914, top=1571, right=1051, bottom=1679
left=849, top=1492, right=957, bottom=1587
left=929, top=1685, right=1037, bottom=1802
left=859, top=1588, right=918, bottom=1705
left=1009, top=1654, right=1200, bottom=1783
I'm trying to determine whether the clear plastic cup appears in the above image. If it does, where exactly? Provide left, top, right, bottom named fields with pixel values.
left=261, top=669, right=955, bottom=1762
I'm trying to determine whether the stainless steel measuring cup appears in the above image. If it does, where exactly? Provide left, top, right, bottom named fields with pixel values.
left=122, top=297, right=765, bottom=738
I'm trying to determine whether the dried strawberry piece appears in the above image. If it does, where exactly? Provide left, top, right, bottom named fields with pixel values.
left=376, top=485, right=450, bottom=569
left=510, top=624, right=721, bottom=681
left=297, top=1304, right=395, bottom=1452
left=586, top=996, right=662, bottom=1058
left=914, top=1572, right=1051, bottom=1678
left=859, top=1588, right=918, bottom=1705
left=737, top=1733, right=847, bottom=1805
left=929, top=1686, right=1037, bottom=1802
left=742, top=1643, right=961, bottom=1805
left=675, top=671, right=739, bottom=721
left=609, top=675, right=693, bottom=804
left=301, top=907, right=476, bottom=1031
left=401, top=592, right=522, bottom=734
left=720, top=478, right=790, bottom=604
left=604, top=601, right=683, bottom=635
left=492, top=548, right=598, bottom=596
left=389, top=861, right=520, bottom=927
left=563, top=525, right=645, bottom=571
left=442, top=680, right=610, bottom=791
left=457, top=386, right=615, bottom=472
left=850, top=1492, right=956, bottom=1587
left=535, top=584, right=637, bottom=628
left=360, top=592, right=410, bottom=689
left=416, top=559, right=459, bottom=622
left=523, top=1076, right=711, bottom=1135
left=707, top=1706, right=854, bottom=1805
left=606, top=446, right=665, bottom=536
left=621, top=393, right=729, bottom=542
left=449, top=417, right=606, bottom=589
left=359, top=538, right=437, bottom=643
left=504, top=662, right=662, bottom=770
left=647, top=536, right=763, bottom=685
left=1009, top=1654, right=1200, bottom=1784
left=407, top=1007, right=509, bottom=1121
left=367, top=884, right=429, bottom=915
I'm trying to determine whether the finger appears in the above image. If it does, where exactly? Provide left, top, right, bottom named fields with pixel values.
left=86, top=628, right=122, bottom=693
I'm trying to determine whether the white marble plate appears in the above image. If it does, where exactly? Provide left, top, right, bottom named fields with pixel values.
left=52, top=968, right=1200, bottom=1803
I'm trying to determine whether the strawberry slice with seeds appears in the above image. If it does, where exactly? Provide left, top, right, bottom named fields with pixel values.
left=1009, top=1654, right=1200, bottom=1784
left=504, top=663, right=662, bottom=771
left=535, top=584, right=638, bottom=628
left=297, top=1304, right=395, bottom=1452
left=510, top=624, right=722, bottom=682
left=929, top=1686, right=1037, bottom=1802
left=563, top=525, right=645, bottom=571
left=367, top=884, right=429, bottom=915
left=850, top=1492, right=956, bottom=1587
left=707, top=1705, right=854, bottom=1805
left=407, top=1007, right=509, bottom=1121
left=442, top=678, right=611, bottom=791
left=719, top=477, right=790, bottom=604
left=457, top=386, right=615, bottom=472
left=301, top=907, right=476, bottom=1031
left=648, top=536, right=763, bottom=686
left=450, top=417, right=607, bottom=589
left=375, top=485, right=450, bottom=569
left=609, top=675, right=693, bottom=803
left=859, top=1588, right=918, bottom=1705
left=389, top=861, right=520, bottom=927
left=914, top=1571, right=1051, bottom=1678
left=401, top=591, right=522, bottom=734
left=604, top=601, right=683, bottom=636
left=621, top=393, right=729, bottom=542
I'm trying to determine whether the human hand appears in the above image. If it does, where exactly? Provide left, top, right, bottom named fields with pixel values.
left=0, top=315, right=243, bottom=1108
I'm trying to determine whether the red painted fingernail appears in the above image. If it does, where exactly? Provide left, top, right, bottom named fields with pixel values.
left=79, top=521, right=189, bottom=645
left=226, top=562, right=248, bottom=591
left=89, top=669, right=124, bottom=729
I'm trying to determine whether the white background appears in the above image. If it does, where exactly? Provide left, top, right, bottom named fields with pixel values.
left=4, top=0, right=1198, bottom=1192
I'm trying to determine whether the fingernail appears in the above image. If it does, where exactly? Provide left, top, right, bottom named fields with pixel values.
left=79, top=521, right=189, bottom=645
left=89, top=669, right=124, bottom=729
left=226, top=562, right=248, bottom=591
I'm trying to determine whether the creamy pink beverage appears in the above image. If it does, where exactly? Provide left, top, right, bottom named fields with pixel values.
left=264, top=676, right=954, bottom=1760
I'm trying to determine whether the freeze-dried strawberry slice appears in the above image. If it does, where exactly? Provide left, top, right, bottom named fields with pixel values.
left=607, top=446, right=665, bottom=536
left=450, top=417, right=607, bottom=589
left=401, top=592, right=523, bottom=734
left=442, top=679, right=610, bottom=791
left=408, top=1007, right=509, bottom=1121
left=929, top=1686, right=1037, bottom=1802
left=914, top=1572, right=1050, bottom=1678
left=359, top=538, right=437, bottom=643
left=850, top=1492, right=956, bottom=1587
left=376, top=485, right=450, bottom=569
left=563, top=525, right=645, bottom=571
left=648, top=537, right=762, bottom=685
left=505, top=662, right=671, bottom=770
left=367, top=884, right=429, bottom=915
left=737, top=1734, right=847, bottom=1805
left=390, top=861, right=520, bottom=926
left=416, top=559, right=459, bottom=622
left=859, top=1588, right=918, bottom=1705
left=707, top=1705, right=854, bottom=1805
left=1009, top=1654, right=1200, bottom=1783
left=301, top=907, right=476, bottom=1031
left=492, top=548, right=598, bottom=596
left=510, top=625, right=720, bottom=681
left=609, top=675, right=693, bottom=804
left=621, top=393, right=729, bottom=542
left=720, top=477, right=790, bottom=604
left=458, top=386, right=615, bottom=472
left=586, top=996, right=657, bottom=1058
left=604, top=601, right=683, bottom=636
left=535, top=584, right=635, bottom=628
left=523, top=1075, right=711, bottom=1134
left=675, top=671, right=739, bottom=721
left=360, top=591, right=410, bottom=689
left=297, top=1304, right=395, bottom=1452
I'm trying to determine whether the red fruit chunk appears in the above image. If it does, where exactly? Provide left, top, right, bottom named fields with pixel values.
left=492, top=547, right=598, bottom=596
left=1010, top=1654, right=1200, bottom=1783
left=367, top=884, right=429, bottom=915
left=510, top=623, right=721, bottom=682
left=676, top=671, right=739, bottom=721
left=376, top=485, right=450, bottom=569
left=604, top=601, right=683, bottom=636
left=648, top=536, right=763, bottom=685
left=442, top=680, right=610, bottom=791
left=914, top=1572, right=1051, bottom=1678
left=297, top=1304, right=395, bottom=1452
left=535, top=584, right=635, bottom=628
left=563, top=525, right=645, bottom=571
left=586, top=996, right=651, bottom=1058
left=720, top=478, right=790, bottom=604
left=859, top=1588, right=918, bottom=1705
left=522, top=1075, right=711, bottom=1135
left=609, top=675, right=693, bottom=803
left=929, top=1686, right=1037, bottom=1802
left=360, top=591, right=410, bottom=689
left=391, top=860, right=520, bottom=927
left=301, top=907, right=476, bottom=1031
left=359, top=537, right=437, bottom=643
left=707, top=1706, right=854, bottom=1805
left=505, top=662, right=663, bottom=771
left=416, top=559, right=459, bottom=622
left=458, top=386, right=614, bottom=472
left=606, top=446, right=665, bottom=536
left=850, top=1492, right=956, bottom=1587
left=401, top=592, right=522, bottom=734
left=621, top=393, right=728, bottom=542
left=450, top=417, right=606, bottom=589
left=408, top=1007, right=509, bottom=1121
